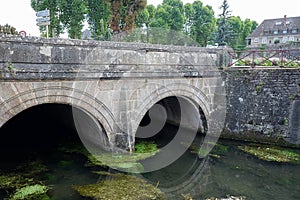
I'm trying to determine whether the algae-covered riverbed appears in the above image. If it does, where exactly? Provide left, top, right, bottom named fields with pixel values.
left=0, top=104, right=299, bottom=199
left=0, top=138, right=299, bottom=200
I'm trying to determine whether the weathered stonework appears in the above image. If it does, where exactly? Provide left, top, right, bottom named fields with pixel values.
left=223, top=68, right=300, bottom=144
left=0, top=36, right=225, bottom=150
left=2, top=36, right=300, bottom=147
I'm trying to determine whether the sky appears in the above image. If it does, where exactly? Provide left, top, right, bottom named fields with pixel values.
left=0, top=0, right=299, bottom=37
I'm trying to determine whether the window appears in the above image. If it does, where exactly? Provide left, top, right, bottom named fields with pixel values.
left=289, top=36, right=295, bottom=41
left=262, top=37, right=267, bottom=44
left=273, top=30, right=279, bottom=34
left=273, top=38, right=280, bottom=44
left=283, top=30, right=287, bottom=34
left=254, top=38, right=259, bottom=43
left=282, top=37, right=288, bottom=43
left=275, top=21, right=282, bottom=25
left=286, top=21, right=291, bottom=25
left=292, top=29, right=298, bottom=34
left=263, top=30, right=269, bottom=34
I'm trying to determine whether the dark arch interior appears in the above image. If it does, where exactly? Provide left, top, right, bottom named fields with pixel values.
left=136, top=96, right=207, bottom=147
left=0, top=104, right=93, bottom=167
left=0, top=104, right=109, bottom=199
left=136, top=96, right=208, bottom=188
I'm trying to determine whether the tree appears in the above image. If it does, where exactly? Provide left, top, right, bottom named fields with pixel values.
left=0, top=24, right=18, bottom=35
left=31, top=0, right=63, bottom=37
left=216, top=0, right=231, bottom=46
left=190, top=1, right=216, bottom=46
left=240, top=18, right=257, bottom=47
left=86, top=0, right=111, bottom=40
left=162, top=0, right=185, bottom=31
left=106, top=0, right=147, bottom=34
left=226, top=16, right=243, bottom=48
left=59, top=0, right=86, bottom=39
left=183, top=3, right=194, bottom=35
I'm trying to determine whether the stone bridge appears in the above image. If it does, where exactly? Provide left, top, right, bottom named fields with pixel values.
left=0, top=36, right=227, bottom=151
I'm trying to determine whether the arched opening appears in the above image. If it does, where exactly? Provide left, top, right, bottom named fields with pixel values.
left=136, top=96, right=207, bottom=147
left=0, top=103, right=108, bottom=199
left=135, top=96, right=208, bottom=192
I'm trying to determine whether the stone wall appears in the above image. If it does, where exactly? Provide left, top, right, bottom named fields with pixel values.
left=0, top=36, right=224, bottom=80
left=223, top=68, right=300, bottom=144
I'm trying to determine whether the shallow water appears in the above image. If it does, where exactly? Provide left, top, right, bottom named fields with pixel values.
left=0, top=138, right=299, bottom=200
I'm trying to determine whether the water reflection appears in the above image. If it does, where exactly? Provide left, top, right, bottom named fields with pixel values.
left=0, top=103, right=299, bottom=199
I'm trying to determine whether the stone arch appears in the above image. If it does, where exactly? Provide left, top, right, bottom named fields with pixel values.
left=0, top=86, right=117, bottom=142
left=131, top=82, right=211, bottom=136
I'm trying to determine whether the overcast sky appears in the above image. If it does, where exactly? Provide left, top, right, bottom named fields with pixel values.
left=0, top=0, right=299, bottom=37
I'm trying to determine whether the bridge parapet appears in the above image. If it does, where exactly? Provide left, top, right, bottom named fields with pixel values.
left=0, top=36, right=225, bottom=80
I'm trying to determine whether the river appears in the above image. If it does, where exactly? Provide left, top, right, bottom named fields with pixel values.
left=0, top=137, right=299, bottom=200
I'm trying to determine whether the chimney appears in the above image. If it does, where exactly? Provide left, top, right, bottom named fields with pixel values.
left=284, top=15, right=287, bottom=25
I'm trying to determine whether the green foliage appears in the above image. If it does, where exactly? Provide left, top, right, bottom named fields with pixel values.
left=134, top=141, right=158, bottom=153
left=189, top=1, right=216, bottom=46
left=216, top=0, right=231, bottom=46
left=186, top=141, right=228, bottom=159
left=73, top=173, right=165, bottom=200
left=238, top=145, right=300, bottom=163
left=86, top=0, right=111, bottom=40
left=11, top=184, right=49, bottom=200
left=0, top=24, right=18, bottom=35
left=31, top=0, right=63, bottom=37
left=59, top=0, right=86, bottom=39
left=235, top=58, right=300, bottom=68
left=283, top=117, right=289, bottom=126
left=0, top=161, right=50, bottom=199
left=0, top=161, right=48, bottom=192
left=211, top=143, right=229, bottom=155
left=255, top=82, right=265, bottom=93
left=107, top=0, right=147, bottom=34
left=0, top=174, right=31, bottom=190
left=29, top=0, right=258, bottom=48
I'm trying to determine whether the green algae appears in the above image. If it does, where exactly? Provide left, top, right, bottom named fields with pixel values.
left=135, top=141, right=158, bottom=153
left=182, top=193, right=194, bottom=200
left=87, top=151, right=157, bottom=172
left=16, top=161, right=48, bottom=177
left=58, top=143, right=90, bottom=155
left=238, top=145, right=300, bottom=163
left=0, top=174, right=33, bottom=190
left=0, top=160, right=50, bottom=199
left=11, top=184, right=49, bottom=200
left=73, top=173, right=165, bottom=200
left=59, top=141, right=159, bottom=172
left=187, top=142, right=228, bottom=158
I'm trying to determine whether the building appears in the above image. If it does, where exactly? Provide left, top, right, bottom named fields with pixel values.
left=247, top=15, right=300, bottom=47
